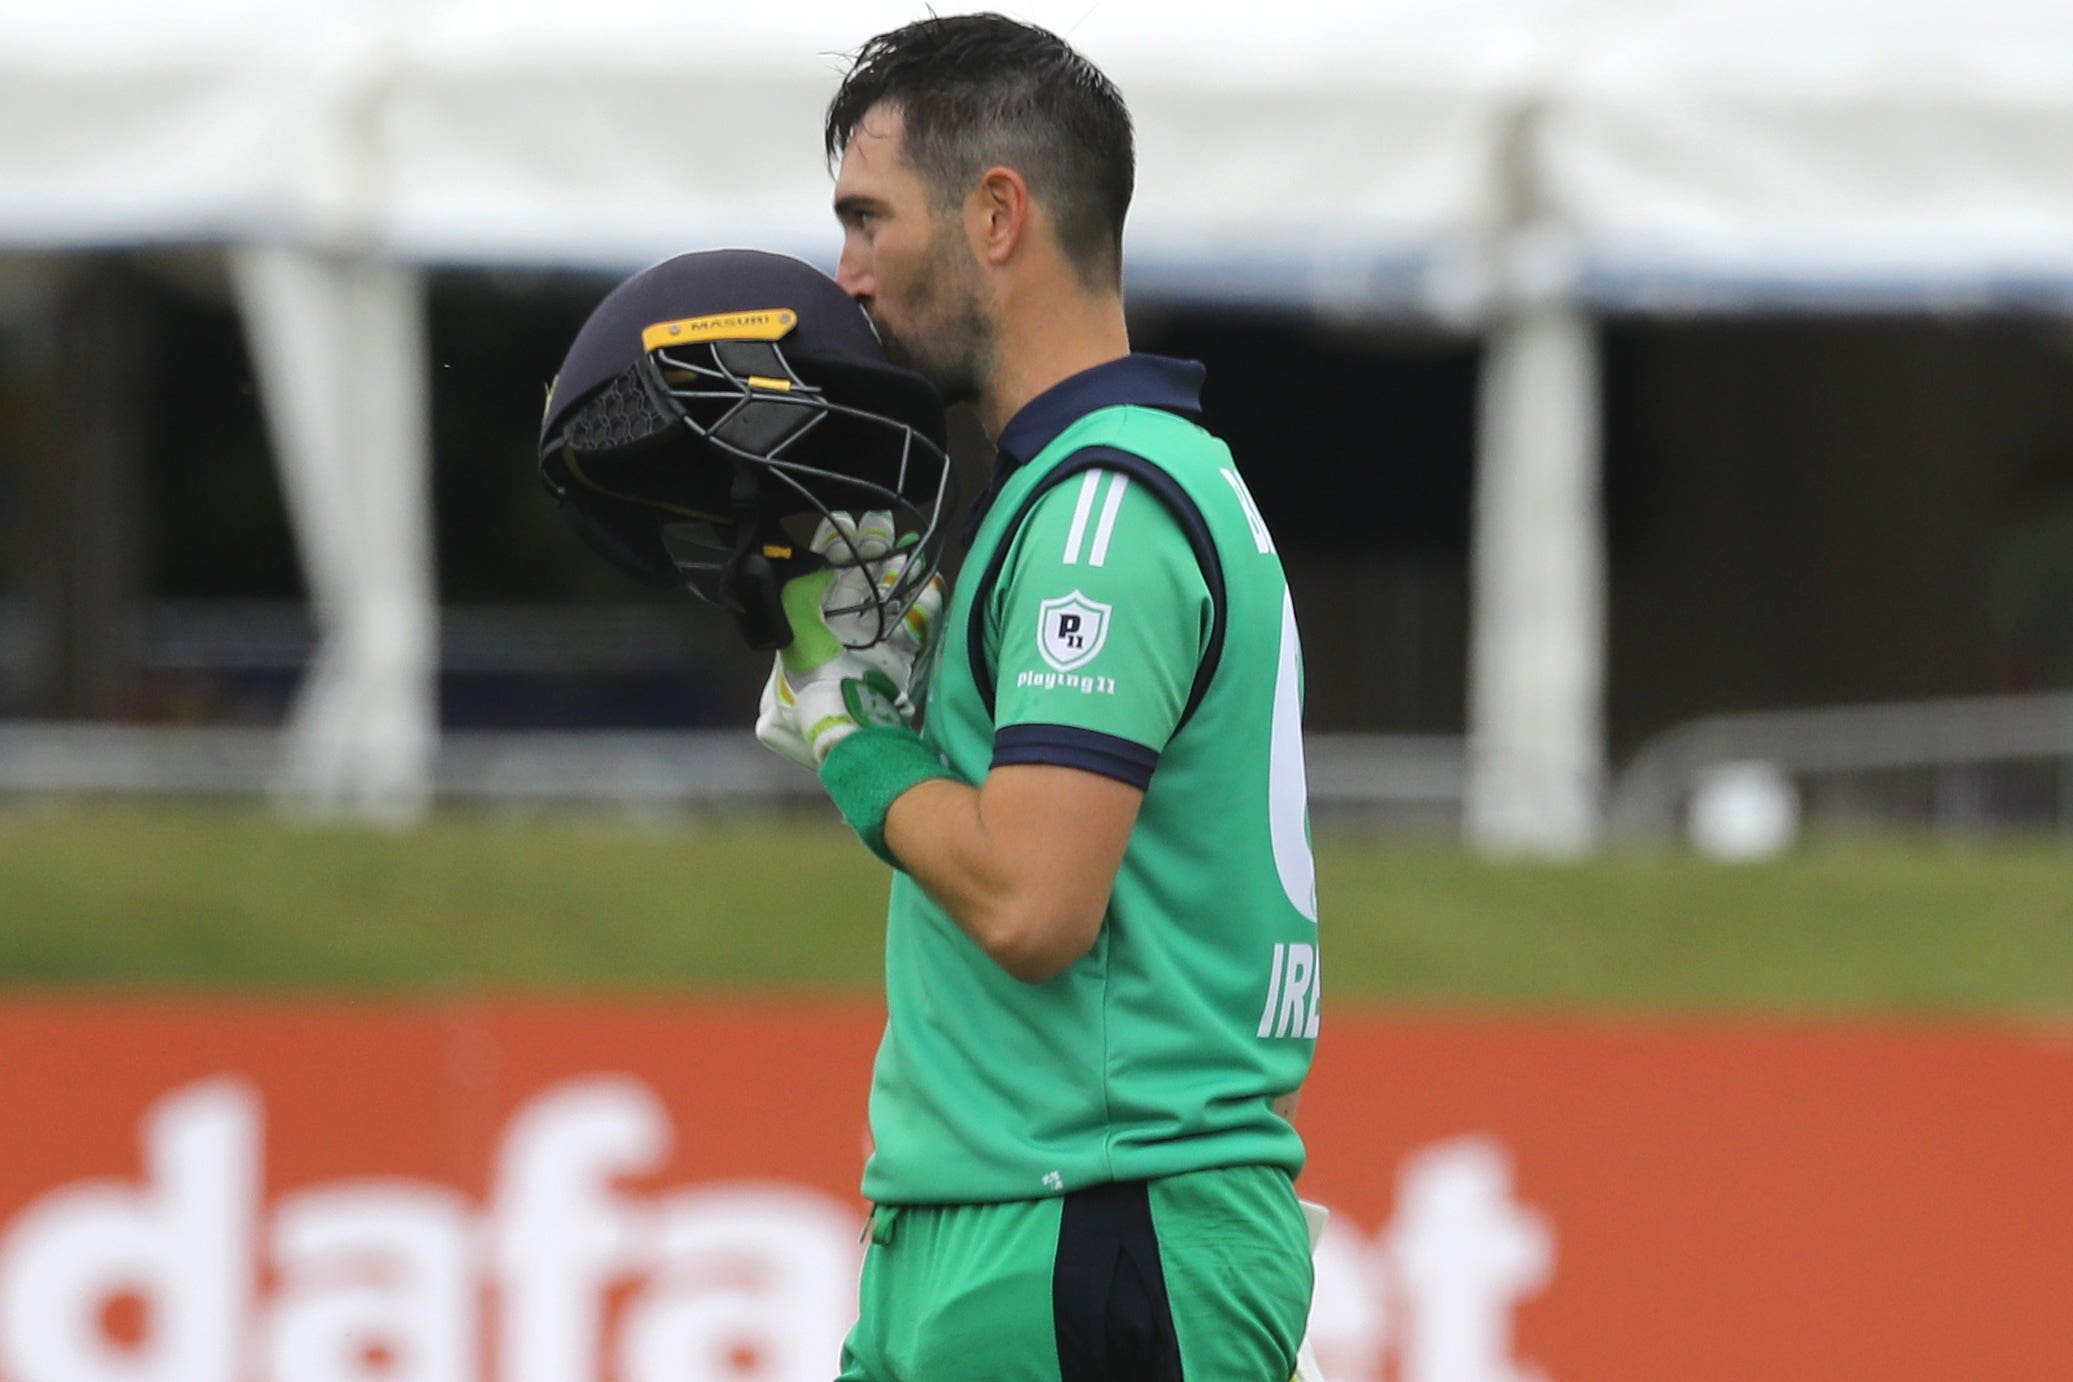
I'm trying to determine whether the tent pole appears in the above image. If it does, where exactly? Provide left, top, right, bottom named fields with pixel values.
left=230, top=246, right=435, bottom=825
left=1465, top=226, right=1607, bottom=856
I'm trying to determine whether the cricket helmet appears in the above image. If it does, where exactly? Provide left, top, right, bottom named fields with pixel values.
left=539, top=249, right=954, bottom=650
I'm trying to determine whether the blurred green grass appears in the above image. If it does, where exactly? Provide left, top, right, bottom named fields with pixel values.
left=2, top=804, right=2069, bottom=1015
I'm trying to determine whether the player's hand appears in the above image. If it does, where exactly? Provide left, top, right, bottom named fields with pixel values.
left=753, top=512, right=946, bottom=767
left=753, top=661, right=820, bottom=770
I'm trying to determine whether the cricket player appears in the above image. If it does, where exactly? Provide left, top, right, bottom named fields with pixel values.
left=754, top=14, right=1322, bottom=1380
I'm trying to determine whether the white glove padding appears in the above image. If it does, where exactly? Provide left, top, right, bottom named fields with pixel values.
left=753, top=512, right=947, bottom=768
left=754, top=664, right=819, bottom=770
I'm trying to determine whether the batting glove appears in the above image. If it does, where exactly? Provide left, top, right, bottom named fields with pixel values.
left=754, top=512, right=946, bottom=769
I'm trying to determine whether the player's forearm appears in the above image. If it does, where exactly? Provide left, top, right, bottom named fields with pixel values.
left=883, top=765, right=1135, bottom=983
left=883, top=778, right=1045, bottom=975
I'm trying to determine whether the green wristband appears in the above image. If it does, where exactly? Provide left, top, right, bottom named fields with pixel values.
left=818, top=725, right=958, bottom=868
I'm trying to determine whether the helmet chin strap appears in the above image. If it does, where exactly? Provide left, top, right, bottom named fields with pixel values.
left=718, top=462, right=821, bottom=651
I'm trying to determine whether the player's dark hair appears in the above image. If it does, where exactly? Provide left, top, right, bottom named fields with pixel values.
left=825, top=13, right=1134, bottom=291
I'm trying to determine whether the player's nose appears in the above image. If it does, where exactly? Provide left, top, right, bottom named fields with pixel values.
left=835, top=246, right=873, bottom=305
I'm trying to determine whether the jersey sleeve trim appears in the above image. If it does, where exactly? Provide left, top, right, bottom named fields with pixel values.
left=968, top=443, right=1228, bottom=734
left=991, top=723, right=1159, bottom=790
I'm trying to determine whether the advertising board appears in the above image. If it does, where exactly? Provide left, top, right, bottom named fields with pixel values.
left=2, top=1002, right=2067, bottom=1380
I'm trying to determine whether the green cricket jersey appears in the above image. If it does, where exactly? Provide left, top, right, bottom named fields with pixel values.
left=862, top=355, right=1320, bottom=1206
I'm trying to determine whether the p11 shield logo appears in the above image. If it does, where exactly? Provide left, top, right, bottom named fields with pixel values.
left=1037, top=591, right=1111, bottom=672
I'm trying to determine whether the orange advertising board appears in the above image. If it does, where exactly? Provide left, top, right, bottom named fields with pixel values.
left=1, top=999, right=2068, bottom=1381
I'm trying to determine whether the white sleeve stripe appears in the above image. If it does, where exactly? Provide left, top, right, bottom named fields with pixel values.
left=1061, top=471, right=1102, bottom=565
left=1220, top=467, right=1275, bottom=554
left=1088, top=473, right=1130, bottom=568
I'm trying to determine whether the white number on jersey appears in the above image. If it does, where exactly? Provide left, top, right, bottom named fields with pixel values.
left=1269, top=588, right=1318, bottom=922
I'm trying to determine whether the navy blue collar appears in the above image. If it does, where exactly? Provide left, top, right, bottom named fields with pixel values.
left=964, top=354, right=1207, bottom=545
left=995, top=353, right=1207, bottom=466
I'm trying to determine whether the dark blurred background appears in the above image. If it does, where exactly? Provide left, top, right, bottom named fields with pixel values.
left=6, top=256, right=2070, bottom=756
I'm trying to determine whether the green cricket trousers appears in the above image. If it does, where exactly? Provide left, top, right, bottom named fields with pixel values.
left=835, top=1164, right=1312, bottom=1382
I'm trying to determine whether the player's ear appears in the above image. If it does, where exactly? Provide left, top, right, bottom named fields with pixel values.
left=967, top=166, right=1029, bottom=267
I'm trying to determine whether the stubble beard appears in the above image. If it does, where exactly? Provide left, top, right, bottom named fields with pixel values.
left=876, top=229, right=996, bottom=408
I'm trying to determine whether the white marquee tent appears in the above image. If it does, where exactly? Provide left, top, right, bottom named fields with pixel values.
left=4, top=0, right=2072, bottom=849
